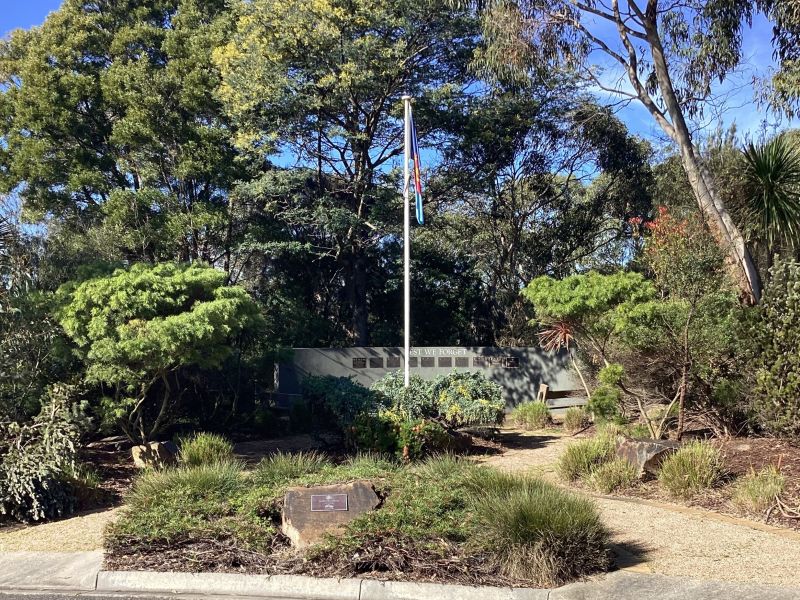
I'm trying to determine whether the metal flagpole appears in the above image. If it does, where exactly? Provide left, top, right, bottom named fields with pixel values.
left=402, top=94, right=411, bottom=388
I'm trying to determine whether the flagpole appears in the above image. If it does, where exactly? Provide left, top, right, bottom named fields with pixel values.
left=402, top=94, right=411, bottom=388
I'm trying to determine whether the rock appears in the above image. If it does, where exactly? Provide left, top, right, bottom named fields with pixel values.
left=282, top=481, right=380, bottom=548
left=131, top=441, right=179, bottom=469
left=616, top=437, right=681, bottom=477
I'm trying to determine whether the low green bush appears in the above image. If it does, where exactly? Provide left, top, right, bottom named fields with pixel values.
left=557, top=433, right=616, bottom=482
left=732, top=465, right=785, bottom=513
left=302, top=375, right=382, bottom=431
left=657, top=441, right=724, bottom=499
left=371, top=372, right=434, bottom=419
left=179, top=432, right=234, bottom=467
left=510, top=401, right=551, bottom=430
left=562, top=407, right=589, bottom=433
left=349, top=411, right=454, bottom=460
left=466, top=468, right=610, bottom=586
left=430, top=371, right=505, bottom=428
left=625, top=422, right=652, bottom=440
left=587, top=458, right=638, bottom=494
left=587, top=385, right=622, bottom=423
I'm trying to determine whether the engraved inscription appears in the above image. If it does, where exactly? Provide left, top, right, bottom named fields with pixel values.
left=310, top=493, right=349, bottom=512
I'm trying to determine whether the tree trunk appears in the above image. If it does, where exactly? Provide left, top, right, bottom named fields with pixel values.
left=347, top=253, right=370, bottom=346
left=642, top=15, right=762, bottom=303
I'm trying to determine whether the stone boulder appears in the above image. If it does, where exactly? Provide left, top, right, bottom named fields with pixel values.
left=131, top=440, right=179, bottom=469
left=282, top=481, right=380, bottom=548
left=616, top=437, right=681, bottom=477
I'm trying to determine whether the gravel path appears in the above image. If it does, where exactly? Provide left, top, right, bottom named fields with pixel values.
left=0, top=507, right=119, bottom=552
left=477, top=429, right=800, bottom=586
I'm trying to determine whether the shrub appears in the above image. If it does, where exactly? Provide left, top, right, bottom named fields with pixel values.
left=587, top=385, right=622, bottom=423
left=371, top=372, right=434, bottom=419
left=467, top=469, right=610, bottom=586
left=430, top=371, right=505, bottom=428
left=179, top=432, right=234, bottom=467
left=732, top=465, right=785, bottom=513
left=658, top=441, right=724, bottom=499
left=350, top=411, right=454, bottom=460
left=510, top=401, right=552, bottom=430
left=562, top=407, right=589, bottom=433
left=302, top=375, right=382, bottom=431
left=588, top=458, right=638, bottom=493
left=557, top=433, right=616, bottom=482
left=751, top=261, right=800, bottom=440
left=0, top=386, right=87, bottom=522
left=253, top=451, right=330, bottom=486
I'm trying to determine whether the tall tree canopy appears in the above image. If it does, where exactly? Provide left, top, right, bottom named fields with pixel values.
left=470, top=0, right=800, bottom=304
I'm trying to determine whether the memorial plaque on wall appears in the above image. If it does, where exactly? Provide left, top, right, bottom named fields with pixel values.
left=369, top=357, right=384, bottom=368
left=438, top=357, right=452, bottom=368
left=455, top=356, right=469, bottom=367
left=352, top=357, right=367, bottom=368
left=421, top=356, right=435, bottom=367
left=409, top=357, right=418, bottom=367
left=386, top=356, right=401, bottom=368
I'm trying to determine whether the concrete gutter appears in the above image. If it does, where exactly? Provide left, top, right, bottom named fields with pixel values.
left=1, top=552, right=799, bottom=599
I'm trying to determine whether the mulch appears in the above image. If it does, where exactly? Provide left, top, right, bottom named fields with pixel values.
left=608, top=436, right=800, bottom=531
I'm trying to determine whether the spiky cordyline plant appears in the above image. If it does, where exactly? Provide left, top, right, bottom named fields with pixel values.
left=742, top=134, right=800, bottom=253
left=537, top=321, right=590, bottom=400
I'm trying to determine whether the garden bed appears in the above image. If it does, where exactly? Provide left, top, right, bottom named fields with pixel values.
left=558, top=430, right=800, bottom=532
left=104, top=452, right=612, bottom=588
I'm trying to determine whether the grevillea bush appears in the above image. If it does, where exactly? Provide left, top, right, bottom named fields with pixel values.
left=430, top=371, right=505, bottom=428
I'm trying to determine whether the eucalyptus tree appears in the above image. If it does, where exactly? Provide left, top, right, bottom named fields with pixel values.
left=433, top=90, right=653, bottom=343
left=214, top=0, right=481, bottom=345
left=468, top=0, right=800, bottom=304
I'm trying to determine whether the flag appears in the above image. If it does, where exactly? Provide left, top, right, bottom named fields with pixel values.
left=409, top=108, right=424, bottom=225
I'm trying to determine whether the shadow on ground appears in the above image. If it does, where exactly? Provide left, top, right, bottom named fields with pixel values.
left=496, top=430, right=566, bottom=451
left=610, top=539, right=653, bottom=572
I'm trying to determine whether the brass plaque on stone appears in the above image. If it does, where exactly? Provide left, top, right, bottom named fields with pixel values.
left=311, top=493, right=348, bottom=512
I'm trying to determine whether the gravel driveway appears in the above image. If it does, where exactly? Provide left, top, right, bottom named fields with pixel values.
left=477, top=429, right=800, bottom=586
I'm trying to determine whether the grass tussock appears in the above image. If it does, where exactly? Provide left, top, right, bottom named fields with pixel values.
left=253, top=451, right=332, bottom=485
left=557, top=432, right=616, bottom=482
left=178, top=432, right=234, bottom=467
left=732, top=465, right=785, bottom=513
left=562, top=407, right=589, bottom=434
left=466, top=469, right=610, bottom=586
left=510, top=401, right=552, bottom=430
left=587, top=458, right=638, bottom=494
left=657, top=441, right=724, bottom=499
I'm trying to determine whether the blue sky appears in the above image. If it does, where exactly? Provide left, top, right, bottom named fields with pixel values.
left=2, top=0, right=796, bottom=146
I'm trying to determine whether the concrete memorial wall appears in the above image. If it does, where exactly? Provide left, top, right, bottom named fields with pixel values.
left=275, top=346, right=583, bottom=410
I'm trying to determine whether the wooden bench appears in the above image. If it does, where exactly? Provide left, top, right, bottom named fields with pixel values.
left=536, top=384, right=587, bottom=418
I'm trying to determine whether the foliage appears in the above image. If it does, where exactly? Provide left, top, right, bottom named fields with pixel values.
left=370, top=372, right=434, bottom=420
left=587, top=459, right=638, bottom=494
left=59, top=263, right=262, bottom=443
left=349, top=412, right=454, bottom=460
left=0, top=385, right=87, bottom=522
left=587, top=386, right=622, bottom=424
left=179, top=433, right=235, bottom=467
left=750, top=261, right=800, bottom=440
left=466, top=469, right=610, bottom=586
left=732, top=466, right=785, bottom=514
left=562, top=407, right=589, bottom=434
left=509, top=401, right=551, bottom=431
left=523, top=271, right=655, bottom=361
left=741, top=134, right=800, bottom=253
left=657, top=441, right=724, bottom=499
left=430, top=371, right=505, bottom=428
left=253, top=452, right=332, bottom=487
left=557, top=434, right=616, bottom=483
left=302, top=376, right=383, bottom=433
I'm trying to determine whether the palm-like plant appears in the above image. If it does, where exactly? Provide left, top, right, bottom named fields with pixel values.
left=741, top=134, right=800, bottom=256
